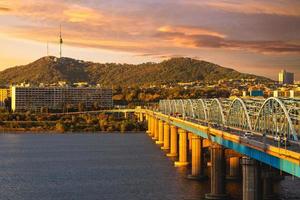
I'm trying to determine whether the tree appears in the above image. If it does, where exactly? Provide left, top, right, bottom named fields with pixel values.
left=55, top=122, right=65, bottom=133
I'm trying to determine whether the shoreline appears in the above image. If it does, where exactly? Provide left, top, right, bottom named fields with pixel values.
left=0, top=129, right=145, bottom=134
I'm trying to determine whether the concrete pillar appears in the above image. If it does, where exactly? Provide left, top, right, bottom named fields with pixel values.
left=205, top=143, right=228, bottom=200
left=161, top=122, right=170, bottom=150
left=227, top=157, right=241, bottom=180
left=146, top=115, right=151, bottom=135
left=188, top=135, right=206, bottom=180
left=167, top=125, right=178, bottom=157
left=152, top=118, right=159, bottom=140
left=188, top=132, right=193, bottom=151
left=242, top=157, right=261, bottom=200
left=174, top=129, right=189, bottom=167
left=139, top=113, right=143, bottom=122
left=150, top=116, right=155, bottom=137
left=156, top=120, right=164, bottom=145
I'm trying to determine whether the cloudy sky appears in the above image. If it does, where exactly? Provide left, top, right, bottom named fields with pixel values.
left=0, top=0, right=299, bottom=80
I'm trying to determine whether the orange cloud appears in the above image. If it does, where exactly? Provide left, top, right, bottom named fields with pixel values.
left=63, top=4, right=104, bottom=23
left=155, top=25, right=300, bottom=54
left=205, top=1, right=300, bottom=17
left=1, top=0, right=300, bottom=60
left=158, top=25, right=226, bottom=38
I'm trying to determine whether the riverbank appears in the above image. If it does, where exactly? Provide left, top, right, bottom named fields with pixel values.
left=0, top=112, right=146, bottom=133
left=0, top=130, right=145, bottom=134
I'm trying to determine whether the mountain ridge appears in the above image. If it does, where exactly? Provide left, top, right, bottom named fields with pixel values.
left=0, top=56, right=271, bottom=86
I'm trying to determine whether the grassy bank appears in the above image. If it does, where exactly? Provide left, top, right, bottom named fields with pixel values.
left=0, top=112, right=146, bottom=133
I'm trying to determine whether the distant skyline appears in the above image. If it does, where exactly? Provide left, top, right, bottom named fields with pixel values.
left=0, top=0, right=299, bottom=80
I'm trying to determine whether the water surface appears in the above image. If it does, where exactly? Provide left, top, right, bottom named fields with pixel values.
left=0, top=133, right=298, bottom=200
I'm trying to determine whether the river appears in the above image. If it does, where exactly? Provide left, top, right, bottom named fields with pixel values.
left=0, top=133, right=299, bottom=200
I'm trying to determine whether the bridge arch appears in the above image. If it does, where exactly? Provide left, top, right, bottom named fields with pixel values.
left=254, top=97, right=297, bottom=141
left=175, top=99, right=185, bottom=116
left=170, top=100, right=176, bottom=115
left=288, top=107, right=300, bottom=138
left=208, top=98, right=225, bottom=125
left=184, top=99, right=194, bottom=118
left=194, top=99, right=208, bottom=121
left=227, top=98, right=252, bottom=130
left=163, top=100, right=170, bottom=114
left=159, top=100, right=164, bottom=113
left=161, top=100, right=167, bottom=114
left=166, top=100, right=172, bottom=115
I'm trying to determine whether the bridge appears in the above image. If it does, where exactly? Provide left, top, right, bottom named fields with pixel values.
left=134, top=97, right=300, bottom=200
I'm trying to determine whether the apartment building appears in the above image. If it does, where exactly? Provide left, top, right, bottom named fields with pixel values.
left=11, top=86, right=113, bottom=112
left=0, top=88, right=11, bottom=107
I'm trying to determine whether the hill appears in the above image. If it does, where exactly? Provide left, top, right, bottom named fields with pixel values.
left=0, top=56, right=270, bottom=86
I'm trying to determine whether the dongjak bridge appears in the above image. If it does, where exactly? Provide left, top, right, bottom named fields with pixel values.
left=134, top=97, right=300, bottom=200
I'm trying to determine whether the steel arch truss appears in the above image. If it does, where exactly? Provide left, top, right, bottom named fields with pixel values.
left=208, top=98, right=226, bottom=125
left=159, top=97, right=299, bottom=141
left=254, top=97, right=298, bottom=141
left=193, top=99, right=208, bottom=121
left=174, top=99, right=184, bottom=116
left=184, top=99, right=195, bottom=118
left=227, top=98, right=252, bottom=130
left=159, top=100, right=164, bottom=113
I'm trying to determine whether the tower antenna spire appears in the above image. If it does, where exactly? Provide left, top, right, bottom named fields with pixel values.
left=59, top=24, right=63, bottom=58
left=47, top=41, right=49, bottom=56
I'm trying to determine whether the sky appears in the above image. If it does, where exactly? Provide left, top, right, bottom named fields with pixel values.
left=0, top=0, right=299, bottom=80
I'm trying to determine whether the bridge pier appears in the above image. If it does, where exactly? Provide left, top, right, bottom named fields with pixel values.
left=227, top=157, right=241, bottom=180
left=139, top=113, right=143, bottom=122
left=187, top=135, right=206, bottom=180
left=262, top=169, right=279, bottom=200
left=152, top=118, right=159, bottom=140
left=242, top=157, right=261, bottom=200
left=188, top=132, right=193, bottom=151
left=145, top=113, right=148, bottom=120
left=150, top=116, right=154, bottom=137
left=161, top=122, right=170, bottom=150
left=205, top=143, right=228, bottom=200
left=155, top=120, right=164, bottom=145
left=146, top=115, right=151, bottom=135
left=174, top=129, right=189, bottom=167
left=167, top=125, right=178, bottom=157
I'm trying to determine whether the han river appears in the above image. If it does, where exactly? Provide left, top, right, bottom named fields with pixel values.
left=0, top=133, right=299, bottom=200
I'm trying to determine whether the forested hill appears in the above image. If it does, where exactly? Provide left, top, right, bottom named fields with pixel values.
left=0, top=56, right=270, bottom=86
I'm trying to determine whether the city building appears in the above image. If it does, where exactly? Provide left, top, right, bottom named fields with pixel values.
left=289, top=87, right=300, bottom=98
left=0, top=88, right=11, bottom=107
left=278, top=70, right=294, bottom=84
left=273, top=87, right=300, bottom=98
left=11, top=86, right=113, bottom=112
left=249, top=90, right=264, bottom=97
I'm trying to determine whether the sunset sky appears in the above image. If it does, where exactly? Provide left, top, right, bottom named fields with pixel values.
left=0, top=0, right=299, bottom=80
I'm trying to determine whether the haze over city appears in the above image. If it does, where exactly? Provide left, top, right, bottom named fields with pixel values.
left=0, top=0, right=299, bottom=80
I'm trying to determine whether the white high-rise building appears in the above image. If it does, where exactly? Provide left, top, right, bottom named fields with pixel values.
left=278, top=70, right=294, bottom=84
